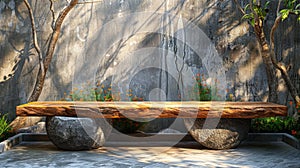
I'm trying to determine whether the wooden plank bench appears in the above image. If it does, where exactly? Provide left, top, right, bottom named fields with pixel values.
left=17, top=101, right=287, bottom=118
left=16, top=101, right=287, bottom=150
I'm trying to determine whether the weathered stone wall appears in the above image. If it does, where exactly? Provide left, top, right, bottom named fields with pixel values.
left=0, top=0, right=299, bottom=121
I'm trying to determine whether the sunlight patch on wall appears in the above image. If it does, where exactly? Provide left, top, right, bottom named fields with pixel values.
left=238, top=49, right=263, bottom=82
left=278, top=78, right=287, bottom=92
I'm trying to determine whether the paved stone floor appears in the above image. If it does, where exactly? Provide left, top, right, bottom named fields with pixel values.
left=0, top=141, right=299, bottom=168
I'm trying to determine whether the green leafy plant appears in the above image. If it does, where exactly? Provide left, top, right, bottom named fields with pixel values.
left=280, top=0, right=300, bottom=21
left=250, top=116, right=300, bottom=138
left=189, top=74, right=222, bottom=101
left=242, top=1, right=270, bottom=26
left=234, top=0, right=300, bottom=118
left=242, top=0, right=300, bottom=24
left=62, top=81, right=115, bottom=101
left=0, top=114, right=12, bottom=142
left=63, top=81, right=145, bottom=134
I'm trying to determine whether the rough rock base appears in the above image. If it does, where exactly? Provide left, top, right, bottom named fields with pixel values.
left=184, top=118, right=251, bottom=149
left=46, top=117, right=111, bottom=150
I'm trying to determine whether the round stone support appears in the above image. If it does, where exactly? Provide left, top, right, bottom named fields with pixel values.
left=184, top=118, right=251, bottom=149
left=46, top=117, right=112, bottom=151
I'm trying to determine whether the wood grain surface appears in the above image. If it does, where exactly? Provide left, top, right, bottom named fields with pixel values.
left=16, top=101, right=287, bottom=119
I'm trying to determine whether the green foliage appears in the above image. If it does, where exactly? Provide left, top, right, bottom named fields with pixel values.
left=281, top=0, right=300, bottom=21
left=242, top=1, right=270, bottom=26
left=242, top=0, right=300, bottom=25
left=284, top=0, right=298, bottom=9
left=63, top=81, right=114, bottom=101
left=189, top=74, right=222, bottom=101
left=94, top=87, right=113, bottom=101
left=280, top=9, right=291, bottom=20
left=242, top=12, right=255, bottom=26
left=250, top=116, right=300, bottom=137
left=63, top=81, right=145, bottom=134
left=0, top=114, right=12, bottom=142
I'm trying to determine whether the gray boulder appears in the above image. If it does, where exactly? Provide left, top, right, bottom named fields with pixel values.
left=46, top=117, right=111, bottom=150
left=184, top=118, right=250, bottom=149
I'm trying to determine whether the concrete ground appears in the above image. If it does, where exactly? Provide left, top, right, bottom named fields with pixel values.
left=0, top=140, right=299, bottom=168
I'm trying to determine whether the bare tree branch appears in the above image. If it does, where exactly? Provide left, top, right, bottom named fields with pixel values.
left=28, top=0, right=79, bottom=102
left=44, top=0, right=78, bottom=71
left=269, top=15, right=300, bottom=106
left=276, top=0, right=282, bottom=16
left=23, top=0, right=45, bottom=81
left=233, top=0, right=246, bottom=15
left=270, top=16, right=282, bottom=58
left=49, top=0, right=56, bottom=30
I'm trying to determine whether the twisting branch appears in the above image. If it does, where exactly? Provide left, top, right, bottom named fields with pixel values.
left=23, top=0, right=45, bottom=76
left=269, top=16, right=282, bottom=61
left=238, top=0, right=279, bottom=103
left=233, top=0, right=246, bottom=15
left=44, top=0, right=78, bottom=72
left=28, top=0, right=79, bottom=102
left=269, top=15, right=300, bottom=106
left=233, top=0, right=300, bottom=112
left=49, top=0, right=56, bottom=30
left=276, top=0, right=282, bottom=16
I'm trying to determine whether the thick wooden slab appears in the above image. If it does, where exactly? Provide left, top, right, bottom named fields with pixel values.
left=16, top=101, right=287, bottom=119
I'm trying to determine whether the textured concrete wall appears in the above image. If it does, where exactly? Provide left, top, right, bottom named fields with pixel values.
left=0, top=0, right=299, bottom=121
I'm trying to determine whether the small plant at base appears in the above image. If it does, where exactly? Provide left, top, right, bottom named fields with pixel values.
left=189, top=74, right=222, bottom=101
left=63, top=81, right=145, bottom=134
left=250, top=116, right=300, bottom=139
left=62, top=82, right=116, bottom=101
left=0, top=114, right=12, bottom=142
